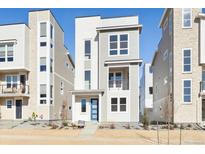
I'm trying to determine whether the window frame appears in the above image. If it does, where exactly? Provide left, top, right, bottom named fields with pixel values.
left=111, top=97, right=118, bottom=112
left=40, top=57, right=47, bottom=72
left=108, top=33, right=129, bottom=56
left=6, top=99, right=13, bottom=109
left=40, top=84, right=47, bottom=98
left=182, top=79, right=192, bottom=104
left=40, top=22, right=47, bottom=37
left=84, top=70, right=91, bottom=90
left=182, top=8, right=192, bottom=29
left=182, top=48, right=192, bottom=73
left=81, top=98, right=86, bottom=113
left=120, top=97, right=127, bottom=112
left=84, top=40, right=91, bottom=59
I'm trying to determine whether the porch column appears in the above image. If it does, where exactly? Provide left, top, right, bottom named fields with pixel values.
left=72, top=94, right=75, bottom=122
left=99, top=93, right=102, bottom=122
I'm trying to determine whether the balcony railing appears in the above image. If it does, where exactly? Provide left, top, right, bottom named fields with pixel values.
left=109, top=79, right=129, bottom=90
left=0, top=84, right=29, bottom=95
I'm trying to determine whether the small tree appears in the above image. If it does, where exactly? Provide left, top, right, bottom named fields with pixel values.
left=60, top=100, right=68, bottom=126
left=32, top=112, right=38, bottom=122
left=143, top=108, right=149, bottom=130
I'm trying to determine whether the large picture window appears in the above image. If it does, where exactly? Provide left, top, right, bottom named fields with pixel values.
left=109, top=34, right=128, bottom=56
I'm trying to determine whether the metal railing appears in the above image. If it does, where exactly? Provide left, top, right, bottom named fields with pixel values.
left=0, top=84, right=29, bottom=95
left=108, top=79, right=129, bottom=90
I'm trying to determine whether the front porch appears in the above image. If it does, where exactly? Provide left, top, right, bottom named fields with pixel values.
left=72, top=90, right=104, bottom=122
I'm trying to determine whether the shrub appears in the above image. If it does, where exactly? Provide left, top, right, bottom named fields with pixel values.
left=110, top=123, right=115, bottom=129
left=98, top=125, right=104, bottom=129
left=187, top=124, right=192, bottom=128
left=62, top=121, right=68, bottom=127
left=124, top=123, right=131, bottom=129
left=31, top=112, right=38, bottom=121
left=174, top=123, right=178, bottom=128
left=51, top=123, right=58, bottom=129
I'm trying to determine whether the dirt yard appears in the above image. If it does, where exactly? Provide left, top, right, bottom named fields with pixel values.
left=0, top=129, right=204, bottom=145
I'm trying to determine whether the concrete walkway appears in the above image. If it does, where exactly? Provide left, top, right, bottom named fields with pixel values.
left=79, top=122, right=98, bottom=137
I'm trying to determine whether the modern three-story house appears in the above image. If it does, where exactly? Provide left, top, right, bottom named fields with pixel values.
left=72, top=15, right=142, bottom=123
left=0, top=10, right=74, bottom=121
left=151, top=8, right=205, bottom=125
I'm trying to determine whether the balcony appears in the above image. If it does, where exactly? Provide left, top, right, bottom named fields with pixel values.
left=0, top=84, right=29, bottom=97
left=109, top=79, right=129, bottom=90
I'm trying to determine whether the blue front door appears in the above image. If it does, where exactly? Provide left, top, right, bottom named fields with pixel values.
left=91, top=99, right=98, bottom=121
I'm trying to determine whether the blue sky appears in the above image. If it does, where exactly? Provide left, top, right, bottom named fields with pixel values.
left=0, top=8, right=164, bottom=64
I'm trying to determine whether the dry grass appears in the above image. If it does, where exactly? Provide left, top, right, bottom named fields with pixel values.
left=0, top=129, right=204, bottom=145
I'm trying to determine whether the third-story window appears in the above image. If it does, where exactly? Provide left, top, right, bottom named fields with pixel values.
left=84, top=70, right=91, bottom=89
left=0, top=44, right=5, bottom=62
left=7, top=43, right=14, bottom=62
left=40, top=22, right=47, bottom=37
left=40, top=57, right=46, bottom=72
left=120, top=34, right=128, bottom=54
left=85, top=40, right=91, bottom=59
left=182, top=8, right=192, bottom=28
left=183, top=80, right=191, bottom=103
left=109, top=35, right=118, bottom=55
left=109, top=34, right=128, bottom=55
left=50, top=24, right=53, bottom=39
left=149, top=87, right=153, bottom=94
left=183, top=48, right=191, bottom=72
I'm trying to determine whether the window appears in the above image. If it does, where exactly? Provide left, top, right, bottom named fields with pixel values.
left=50, top=58, right=53, bottom=73
left=6, top=75, right=17, bottom=88
left=60, top=81, right=64, bottom=95
left=183, top=49, right=191, bottom=72
left=85, top=70, right=91, bottom=89
left=40, top=84, right=46, bottom=98
left=202, top=70, right=205, bottom=91
left=183, top=80, right=191, bottom=103
left=109, top=35, right=118, bottom=55
left=50, top=85, right=53, bottom=98
left=85, top=40, right=91, bottom=59
left=109, top=72, right=122, bottom=88
left=182, top=8, right=192, bottom=28
left=149, top=87, right=153, bottom=94
left=7, top=43, right=14, bottom=62
left=50, top=24, right=53, bottom=39
left=50, top=43, right=53, bottom=48
left=40, top=42, right=47, bottom=47
left=120, top=98, right=126, bottom=112
left=163, top=49, right=168, bottom=61
left=111, top=98, right=118, bottom=112
left=6, top=100, right=12, bottom=109
left=169, top=11, right=173, bottom=35
left=120, top=34, right=128, bottom=55
left=0, top=44, right=5, bottom=62
left=81, top=99, right=86, bottom=112
left=109, top=34, right=128, bottom=55
left=40, top=100, right=46, bottom=104
left=0, top=43, right=14, bottom=62
left=40, top=22, right=47, bottom=37
left=40, top=57, right=46, bottom=72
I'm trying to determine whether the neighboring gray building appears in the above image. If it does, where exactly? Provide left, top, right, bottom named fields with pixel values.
left=151, top=8, right=205, bottom=125
left=139, top=63, right=153, bottom=119
left=72, top=15, right=142, bottom=123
